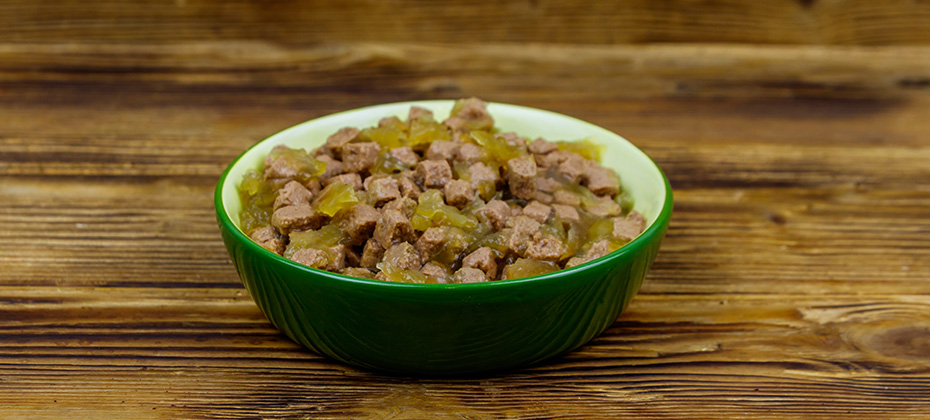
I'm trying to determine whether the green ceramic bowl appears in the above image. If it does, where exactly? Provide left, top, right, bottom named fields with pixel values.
left=215, top=100, right=672, bottom=375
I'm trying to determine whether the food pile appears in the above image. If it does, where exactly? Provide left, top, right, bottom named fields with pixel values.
left=238, top=98, right=645, bottom=283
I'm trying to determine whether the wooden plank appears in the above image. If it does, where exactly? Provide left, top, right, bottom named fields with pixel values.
left=3, top=0, right=930, bottom=46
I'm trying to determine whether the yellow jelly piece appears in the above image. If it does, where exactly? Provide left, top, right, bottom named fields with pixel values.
left=556, top=139, right=603, bottom=161
left=312, top=182, right=359, bottom=217
left=502, top=258, right=558, bottom=280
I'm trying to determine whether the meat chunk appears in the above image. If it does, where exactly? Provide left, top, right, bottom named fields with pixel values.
left=396, top=173, right=422, bottom=200
left=528, top=137, right=558, bottom=155
left=522, top=201, right=552, bottom=224
left=584, top=195, right=622, bottom=217
left=325, top=127, right=360, bottom=158
left=408, top=106, right=433, bottom=121
left=366, top=177, right=401, bottom=206
left=382, top=196, right=417, bottom=219
left=342, top=267, right=375, bottom=279
left=444, top=179, right=475, bottom=209
left=426, top=141, right=460, bottom=162
left=475, top=200, right=511, bottom=231
left=535, top=191, right=554, bottom=204
left=420, top=262, right=450, bottom=283
left=374, top=209, right=415, bottom=249
left=325, top=245, right=347, bottom=271
left=468, top=162, right=500, bottom=189
left=536, top=177, right=560, bottom=193
left=341, top=142, right=381, bottom=173
left=452, top=267, right=489, bottom=284
left=442, top=97, right=494, bottom=132
left=525, top=232, right=566, bottom=262
left=339, top=204, right=380, bottom=245
left=553, top=189, right=581, bottom=207
left=506, top=155, right=537, bottom=200
left=557, top=153, right=587, bottom=184
left=415, top=227, right=447, bottom=263
left=583, top=161, right=620, bottom=196
left=324, top=172, right=363, bottom=191
left=462, top=247, right=498, bottom=279
left=503, top=215, right=542, bottom=256
left=612, top=211, right=646, bottom=242
left=262, top=146, right=309, bottom=181
left=552, top=204, right=580, bottom=223
left=381, top=242, right=421, bottom=271
left=289, top=248, right=329, bottom=269
left=249, top=226, right=285, bottom=255
left=273, top=180, right=313, bottom=211
left=379, top=116, right=402, bottom=127
left=389, top=147, right=420, bottom=167
left=415, top=159, right=453, bottom=189
left=456, top=143, right=487, bottom=163
left=315, top=154, right=345, bottom=183
left=565, top=240, right=612, bottom=268
left=360, top=239, right=384, bottom=270
left=271, top=204, right=325, bottom=234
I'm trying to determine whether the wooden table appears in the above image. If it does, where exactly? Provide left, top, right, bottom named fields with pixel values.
left=2, top=2, right=929, bottom=418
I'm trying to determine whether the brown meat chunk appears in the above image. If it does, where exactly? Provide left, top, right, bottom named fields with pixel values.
left=339, top=204, right=380, bottom=245
left=341, top=142, right=381, bottom=173
left=506, top=155, right=538, bottom=200
left=452, top=267, right=489, bottom=284
left=585, top=195, right=622, bottom=217
left=381, top=242, right=421, bottom=271
left=506, top=215, right=542, bottom=236
left=271, top=204, right=325, bottom=234
left=289, top=248, right=329, bottom=269
left=324, top=172, right=363, bottom=191
left=382, top=197, right=417, bottom=219
left=583, top=161, right=620, bottom=196
left=262, top=146, right=307, bottom=181
left=366, top=177, right=401, bottom=206
left=553, top=189, right=582, bottom=207
left=535, top=191, right=554, bottom=204
left=443, top=97, right=494, bottom=132
left=315, top=154, right=344, bottom=183
left=408, top=106, right=433, bottom=121
left=522, top=201, right=552, bottom=224
left=374, top=209, right=415, bottom=249
left=536, top=177, right=560, bottom=193
left=379, top=116, right=402, bottom=127
left=360, top=239, right=384, bottom=270
left=552, top=204, right=580, bottom=223
left=345, top=246, right=361, bottom=267
left=414, top=227, right=447, bottom=263
left=249, top=226, right=285, bottom=255
left=396, top=173, right=422, bottom=200
left=273, top=180, right=313, bottom=211
left=325, top=127, right=360, bottom=158
left=462, top=247, right=498, bottom=279
left=389, top=147, right=420, bottom=167
left=415, top=159, right=453, bottom=189
left=502, top=216, right=541, bottom=256
left=342, top=267, right=375, bottom=279
left=526, top=232, right=566, bottom=262
left=613, top=211, right=646, bottom=242
left=325, top=245, right=347, bottom=271
left=426, top=141, right=460, bottom=162
left=305, top=179, right=322, bottom=196
left=420, top=262, right=450, bottom=283
left=456, top=143, right=487, bottom=163
left=444, top=179, right=475, bottom=209
left=528, top=137, right=558, bottom=155
left=565, top=240, right=612, bottom=268
left=475, top=200, right=511, bottom=231
left=557, top=154, right=587, bottom=184
left=468, top=162, right=500, bottom=189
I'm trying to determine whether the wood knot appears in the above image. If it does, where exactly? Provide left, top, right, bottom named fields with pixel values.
left=858, top=325, right=930, bottom=362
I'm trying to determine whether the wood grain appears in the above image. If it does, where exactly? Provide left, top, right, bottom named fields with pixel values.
left=3, top=0, right=930, bottom=46
left=1, top=33, right=929, bottom=420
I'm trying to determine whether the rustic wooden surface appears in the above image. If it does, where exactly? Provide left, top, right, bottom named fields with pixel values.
left=2, top=2, right=930, bottom=418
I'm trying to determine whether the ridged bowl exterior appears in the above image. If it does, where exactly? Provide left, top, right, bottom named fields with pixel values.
left=217, top=216, right=667, bottom=375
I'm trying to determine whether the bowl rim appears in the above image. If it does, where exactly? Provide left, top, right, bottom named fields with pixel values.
left=214, top=100, right=673, bottom=292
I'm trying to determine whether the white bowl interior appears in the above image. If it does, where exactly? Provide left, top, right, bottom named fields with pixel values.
left=222, top=101, right=668, bottom=233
